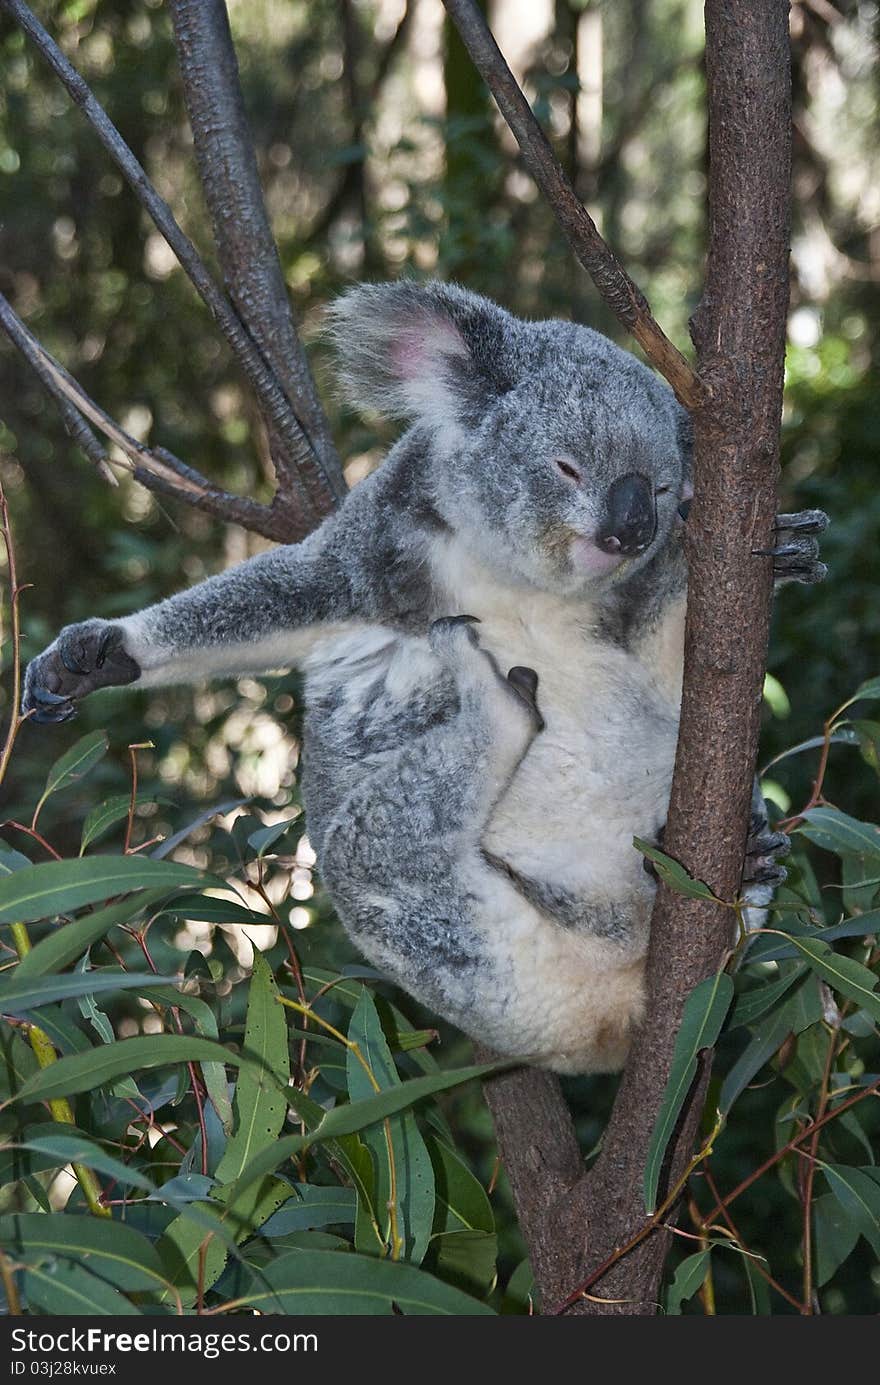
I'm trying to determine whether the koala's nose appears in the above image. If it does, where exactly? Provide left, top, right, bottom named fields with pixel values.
left=597, top=473, right=657, bottom=557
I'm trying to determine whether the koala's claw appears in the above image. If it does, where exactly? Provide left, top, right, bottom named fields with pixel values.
left=22, top=621, right=140, bottom=726
left=29, top=687, right=77, bottom=725
left=507, top=665, right=545, bottom=732
left=428, top=614, right=481, bottom=655
left=743, top=817, right=790, bottom=888
left=757, top=509, right=829, bottom=585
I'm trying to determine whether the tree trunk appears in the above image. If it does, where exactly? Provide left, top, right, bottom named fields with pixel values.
left=554, top=0, right=793, bottom=1314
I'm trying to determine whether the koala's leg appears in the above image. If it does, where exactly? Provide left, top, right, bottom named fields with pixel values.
left=316, top=617, right=544, bottom=1048
left=22, top=537, right=375, bottom=723
left=759, top=509, right=829, bottom=586
left=740, top=783, right=790, bottom=930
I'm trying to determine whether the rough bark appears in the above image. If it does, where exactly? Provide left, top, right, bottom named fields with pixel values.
left=554, top=0, right=792, bottom=1314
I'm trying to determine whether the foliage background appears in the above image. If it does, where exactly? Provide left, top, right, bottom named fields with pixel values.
left=0, top=0, right=878, bottom=1315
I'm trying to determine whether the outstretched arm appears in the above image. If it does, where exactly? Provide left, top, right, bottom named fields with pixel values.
left=22, top=514, right=392, bottom=723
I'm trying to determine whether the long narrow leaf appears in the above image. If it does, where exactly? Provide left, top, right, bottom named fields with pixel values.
left=644, top=972, right=734, bottom=1213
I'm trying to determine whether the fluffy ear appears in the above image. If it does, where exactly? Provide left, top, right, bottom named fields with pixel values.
left=325, top=280, right=519, bottom=431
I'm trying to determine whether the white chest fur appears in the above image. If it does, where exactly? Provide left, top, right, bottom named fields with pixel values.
left=430, top=538, right=684, bottom=902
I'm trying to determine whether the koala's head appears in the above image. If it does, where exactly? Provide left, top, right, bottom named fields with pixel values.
left=328, top=280, right=692, bottom=596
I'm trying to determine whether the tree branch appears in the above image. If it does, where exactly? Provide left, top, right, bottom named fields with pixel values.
left=440, top=0, right=709, bottom=410
left=475, top=1056, right=585, bottom=1304
left=559, top=0, right=793, bottom=1315
left=0, top=292, right=301, bottom=542
left=166, top=0, right=346, bottom=521
left=1, top=0, right=334, bottom=532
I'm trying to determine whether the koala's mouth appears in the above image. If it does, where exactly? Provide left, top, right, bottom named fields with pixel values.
left=568, top=536, right=629, bottom=578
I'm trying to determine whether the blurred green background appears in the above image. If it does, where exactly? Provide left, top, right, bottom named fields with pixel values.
left=1, top=0, right=879, bottom=1312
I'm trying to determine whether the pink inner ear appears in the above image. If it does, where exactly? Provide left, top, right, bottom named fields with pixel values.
left=390, top=318, right=467, bottom=381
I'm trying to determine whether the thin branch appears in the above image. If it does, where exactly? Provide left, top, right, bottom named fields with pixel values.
left=0, top=292, right=303, bottom=542
left=440, top=0, right=709, bottom=409
left=1, top=0, right=334, bottom=531
left=0, top=480, right=29, bottom=789
left=166, top=0, right=346, bottom=518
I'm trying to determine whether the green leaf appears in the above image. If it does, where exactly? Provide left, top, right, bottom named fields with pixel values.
left=17, top=1132, right=155, bottom=1192
left=719, top=1001, right=794, bottom=1114
left=665, top=1250, right=710, bottom=1314
left=24, top=1260, right=142, bottom=1316
left=633, top=839, right=719, bottom=901
left=346, top=990, right=435, bottom=1264
left=849, top=675, right=880, bottom=705
left=813, top=1193, right=861, bottom=1286
left=428, top=1137, right=494, bottom=1235
left=80, top=793, right=171, bottom=852
left=36, top=730, right=108, bottom=815
left=798, top=808, right=880, bottom=862
left=841, top=851, right=880, bottom=915
left=821, top=1164, right=880, bottom=1256
left=14, top=888, right=173, bottom=978
left=850, top=719, right=880, bottom=778
left=145, top=985, right=233, bottom=1135
left=743, top=1253, right=772, bottom=1315
left=247, top=816, right=303, bottom=857
left=157, top=894, right=269, bottom=926
left=428, top=1230, right=497, bottom=1297
left=262, top=1186, right=357, bottom=1236
left=730, top=965, right=806, bottom=1029
left=0, top=1213, right=168, bottom=1291
left=644, top=972, right=734, bottom=1213
left=14, top=1034, right=259, bottom=1105
left=0, top=857, right=218, bottom=925
left=207, top=954, right=291, bottom=1252
left=237, top=1247, right=495, bottom=1315
left=0, top=845, right=32, bottom=875
left=0, top=969, right=175, bottom=1017
left=230, top=1061, right=501, bottom=1205
left=784, top=935, right=880, bottom=1024
left=214, top=953, right=290, bottom=1185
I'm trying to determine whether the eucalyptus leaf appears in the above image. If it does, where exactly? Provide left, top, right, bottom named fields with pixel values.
left=0, top=857, right=218, bottom=925
left=644, top=971, right=733, bottom=1213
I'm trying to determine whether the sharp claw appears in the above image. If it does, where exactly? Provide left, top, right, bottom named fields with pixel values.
left=773, top=510, right=829, bottom=534
left=95, top=627, right=115, bottom=669
left=60, top=643, right=90, bottom=676
left=32, top=687, right=70, bottom=706
left=32, top=701, right=77, bottom=725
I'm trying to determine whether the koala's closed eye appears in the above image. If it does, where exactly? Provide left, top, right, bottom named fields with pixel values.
left=555, top=459, right=582, bottom=483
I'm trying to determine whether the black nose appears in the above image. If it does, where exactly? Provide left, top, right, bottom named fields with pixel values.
left=597, top=473, right=657, bottom=557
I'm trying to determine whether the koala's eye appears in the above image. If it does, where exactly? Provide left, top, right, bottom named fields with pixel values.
left=555, top=459, right=582, bottom=483
left=656, top=483, right=671, bottom=495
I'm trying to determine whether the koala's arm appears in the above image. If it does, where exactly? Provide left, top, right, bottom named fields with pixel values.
left=22, top=508, right=400, bottom=723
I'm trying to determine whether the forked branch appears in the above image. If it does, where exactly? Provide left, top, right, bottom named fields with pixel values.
left=440, top=0, right=709, bottom=410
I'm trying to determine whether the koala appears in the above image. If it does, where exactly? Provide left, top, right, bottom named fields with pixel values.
left=21, top=281, right=826, bottom=1074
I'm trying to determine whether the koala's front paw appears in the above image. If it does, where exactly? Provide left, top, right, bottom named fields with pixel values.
left=758, top=509, right=829, bottom=586
left=23, top=621, right=141, bottom=725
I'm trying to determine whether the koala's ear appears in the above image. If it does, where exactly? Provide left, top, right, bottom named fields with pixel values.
left=326, top=280, right=518, bottom=430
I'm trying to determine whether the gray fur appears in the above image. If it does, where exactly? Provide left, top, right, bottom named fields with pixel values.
left=22, top=280, right=811, bottom=1073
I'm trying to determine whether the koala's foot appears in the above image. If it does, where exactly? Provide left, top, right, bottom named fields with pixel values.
left=22, top=621, right=140, bottom=724
left=755, top=509, right=828, bottom=585
left=743, top=812, right=790, bottom=889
